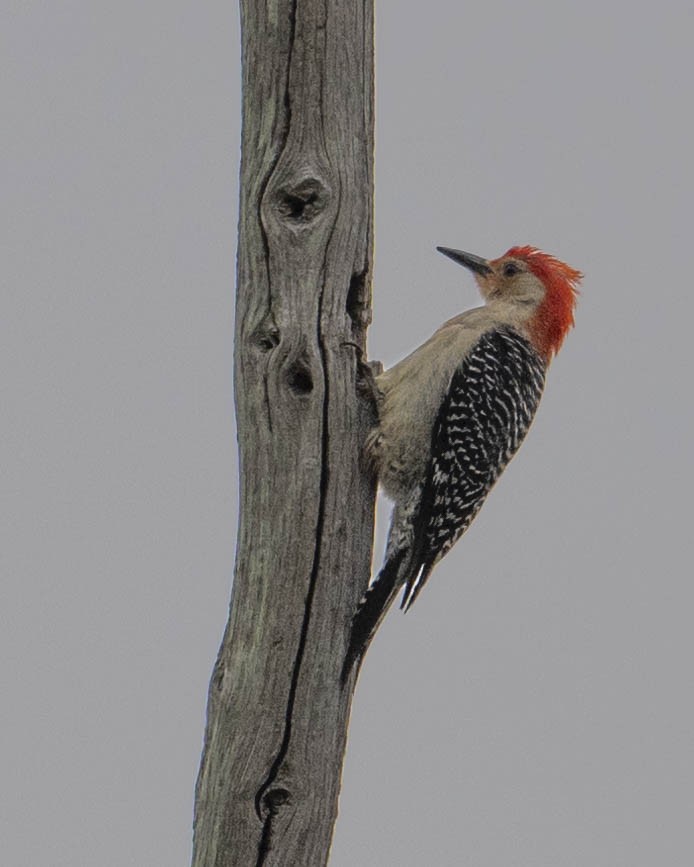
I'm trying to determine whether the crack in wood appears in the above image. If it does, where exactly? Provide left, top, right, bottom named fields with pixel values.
left=253, top=9, right=325, bottom=833
left=254, top=267, right=331, bottom=863
left=254, top=336, right=330, bottom=831
left=255, top=0, right=297, bottom=309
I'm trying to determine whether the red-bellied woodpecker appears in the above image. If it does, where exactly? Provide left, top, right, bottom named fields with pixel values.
left=342, top=245, right=582, bottom=681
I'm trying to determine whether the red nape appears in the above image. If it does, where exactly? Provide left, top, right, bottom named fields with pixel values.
left=503, top=245, right=582, bottom=359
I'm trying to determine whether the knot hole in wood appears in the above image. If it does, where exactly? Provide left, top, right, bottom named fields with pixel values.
left=262, top=787, right=291, bottom=815
left=274, top=177, right=330, bottom=224
left=286, top=355, right=314, bottom=395
left=252, top=325, right=281, bottom=353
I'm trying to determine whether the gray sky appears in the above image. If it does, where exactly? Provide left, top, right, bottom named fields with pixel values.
left=3, top=2, right=693, bottom=865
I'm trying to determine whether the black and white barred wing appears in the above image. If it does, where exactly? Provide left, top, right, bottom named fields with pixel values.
left=401, top=327, right=546, bottom=609
left=341, top=327, right=546, bottom=683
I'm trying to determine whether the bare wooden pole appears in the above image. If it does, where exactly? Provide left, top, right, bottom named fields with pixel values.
left=192, top=2, right=375, bottom=865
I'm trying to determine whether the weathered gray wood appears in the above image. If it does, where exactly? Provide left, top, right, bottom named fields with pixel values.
left=192, top=2, right=375, bottom=865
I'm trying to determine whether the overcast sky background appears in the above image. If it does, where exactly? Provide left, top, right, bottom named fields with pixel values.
left=3, top=2, right=694, bottom=865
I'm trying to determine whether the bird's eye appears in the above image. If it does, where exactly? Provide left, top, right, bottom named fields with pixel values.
left=503, top=262, right=520, bottom=277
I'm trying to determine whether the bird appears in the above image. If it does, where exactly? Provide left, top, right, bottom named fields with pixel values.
left=342, top=244, right=582, bottom=682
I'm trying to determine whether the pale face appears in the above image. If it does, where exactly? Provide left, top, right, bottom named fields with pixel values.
left=474, top=257, right=546, bottom=308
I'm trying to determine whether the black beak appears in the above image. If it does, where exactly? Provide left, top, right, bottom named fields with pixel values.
left=436, top=246, right=492, bottom=276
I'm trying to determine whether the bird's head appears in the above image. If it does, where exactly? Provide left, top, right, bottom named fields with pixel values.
left=437, top=244, right=582, bottom=359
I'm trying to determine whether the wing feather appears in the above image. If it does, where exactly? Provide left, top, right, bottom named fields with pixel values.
left=401, top=327, right=546, bottom=606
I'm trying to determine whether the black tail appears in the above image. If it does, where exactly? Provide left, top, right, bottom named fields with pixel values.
left=340, top=549, right=406, bottom=685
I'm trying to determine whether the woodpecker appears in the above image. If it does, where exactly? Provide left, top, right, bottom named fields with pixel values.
left=343, top=245, right=581, bottom=681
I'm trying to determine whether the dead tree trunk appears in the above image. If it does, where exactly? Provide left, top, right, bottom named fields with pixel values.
left=192, top=2, right=375, bottom=865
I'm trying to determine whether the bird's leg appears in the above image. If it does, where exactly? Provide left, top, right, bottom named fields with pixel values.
left=357, top=359, right=383, bottom=409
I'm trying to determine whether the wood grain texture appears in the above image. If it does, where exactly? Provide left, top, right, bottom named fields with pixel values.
left=191, top=2, right=375, bottom=865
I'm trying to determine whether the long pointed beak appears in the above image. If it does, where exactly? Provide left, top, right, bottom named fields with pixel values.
left=437, top=246, right=492, bottom=276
